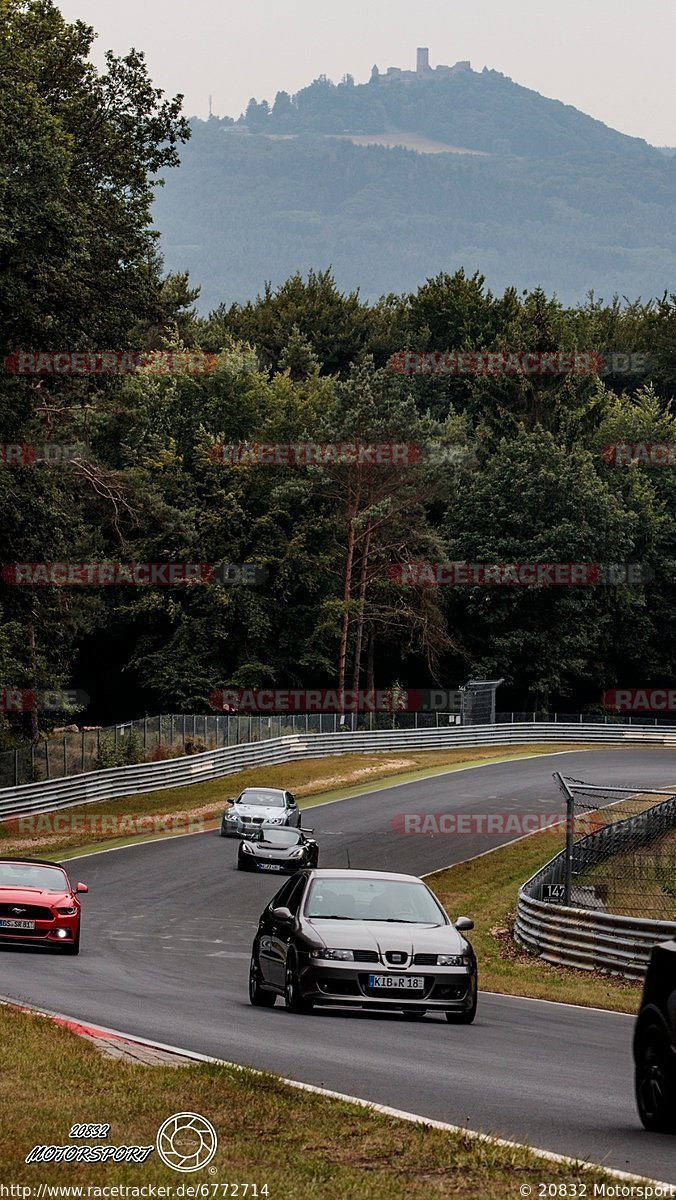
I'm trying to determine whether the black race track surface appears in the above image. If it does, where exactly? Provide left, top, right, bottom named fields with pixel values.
left=2, top=749, right=675, bottom=1181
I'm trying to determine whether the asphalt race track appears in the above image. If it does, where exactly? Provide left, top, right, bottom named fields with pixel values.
left=2, top=749, right=675, bottom=1181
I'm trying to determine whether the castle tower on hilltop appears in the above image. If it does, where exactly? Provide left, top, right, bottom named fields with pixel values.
left=416, top=47, right=430, bottom=74
left=375, top=48, right=471, bottom=84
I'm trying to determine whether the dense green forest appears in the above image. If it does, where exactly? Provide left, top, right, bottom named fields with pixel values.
left=2, top=1, right=676, bottom=743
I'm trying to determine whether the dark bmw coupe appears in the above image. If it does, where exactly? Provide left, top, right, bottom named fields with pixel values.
left=249, top=868, right=477, bottom=1022
left=238, top=826, right=319, bottom=873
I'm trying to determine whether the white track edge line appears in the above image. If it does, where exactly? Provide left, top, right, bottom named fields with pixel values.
left=0, top=995, right=671, bottom=1190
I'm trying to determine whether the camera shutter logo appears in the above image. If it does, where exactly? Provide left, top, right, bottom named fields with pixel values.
left=156, top=1112, right=217, bottom=1172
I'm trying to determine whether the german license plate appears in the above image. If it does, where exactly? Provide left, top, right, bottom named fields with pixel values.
left=258, top=863, right=283, bottom=871
left=0, top=919, right=35, bottom=930
left=368, top=974, right=424, bottom=990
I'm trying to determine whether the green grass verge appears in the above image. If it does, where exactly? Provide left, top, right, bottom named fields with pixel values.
left=0, top=1004, right=624, bottom=1195
left=0, top=744, right=586, bottom=862
left=427, top=830, right=643, bottom=1013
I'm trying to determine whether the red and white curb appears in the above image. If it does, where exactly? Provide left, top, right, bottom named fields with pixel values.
left=1, top=994, right=672, bottom=1190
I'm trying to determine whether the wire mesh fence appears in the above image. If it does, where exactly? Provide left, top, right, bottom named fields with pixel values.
left=3, top=710, right=676, bottom=790
left=0, top=710, right=467, bottom=788
left=540, top=776, right=676, bottom=920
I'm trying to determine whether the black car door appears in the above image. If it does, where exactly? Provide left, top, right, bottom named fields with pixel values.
left=259, top=875, right=303, bottom=985
left=266, top=873, right=307, bottom=986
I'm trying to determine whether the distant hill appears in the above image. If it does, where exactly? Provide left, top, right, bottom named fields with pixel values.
left=152, top=67, right=676, bottom=310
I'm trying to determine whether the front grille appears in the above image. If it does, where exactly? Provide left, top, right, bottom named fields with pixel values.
left=385, top=950, right=408, bottom=966
left=353, top=950, right=379, bottom=963
left=0, top=903, right=53, bottom=920
left=413, top=953, right=438, bottom=966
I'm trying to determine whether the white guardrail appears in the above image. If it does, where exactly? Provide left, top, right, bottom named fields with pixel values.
left=1, top=721, right=676, bottom=821
left=2, top=721, right=675, bottom=976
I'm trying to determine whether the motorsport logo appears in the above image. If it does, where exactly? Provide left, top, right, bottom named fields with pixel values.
left=24, top=1112, right=217, bottom=1172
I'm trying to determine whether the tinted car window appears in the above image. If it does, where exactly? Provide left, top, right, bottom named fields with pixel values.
left=270, top=875, right=300, bottom=909
left=306, top=878, right=446, bottom=923
left=261, top=828, right=302, bottom=846
left=239, top=790, right=285, bottom=808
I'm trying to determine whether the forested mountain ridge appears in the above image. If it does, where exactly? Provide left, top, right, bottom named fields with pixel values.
left=235, top=66, right=654, bottom=159
left=152, top=68, right=676, bottom=311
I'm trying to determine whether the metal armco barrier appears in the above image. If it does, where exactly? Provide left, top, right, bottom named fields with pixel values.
left=515, top=792, right=676, bottom=977
left=515, top=893, right=676, bottom=979
left=1, top=721, right=676, bottom=822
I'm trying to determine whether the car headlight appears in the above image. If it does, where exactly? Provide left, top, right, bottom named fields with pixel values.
left=241, top=842, right=254, bottom=854
left=290, top=848, right=306, bottom=858
left=56, top=906, right=78, bottom=916
left=224, top=811, right=238, bottom=821
left=437, top=954, right=470, bottom=967
left=310, top=948, right=354, bottom=961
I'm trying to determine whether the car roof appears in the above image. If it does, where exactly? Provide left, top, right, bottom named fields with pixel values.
left=0, top=857, right=67, bottom=868
left=305, top=868, right=423, bottom=883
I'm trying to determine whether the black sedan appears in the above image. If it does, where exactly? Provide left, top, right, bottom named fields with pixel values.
left=238, top=826, right=319, bottom=873
left=248, top=868, right=477, bottom=1023
left=634, top=938, right=676, bottom=1133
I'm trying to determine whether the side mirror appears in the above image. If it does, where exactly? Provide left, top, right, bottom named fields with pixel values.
left=76, top=882, right=89, bottom=894
left=270, top=906, right=293, bottom=924
left=454, top=916, right=473, bottom=931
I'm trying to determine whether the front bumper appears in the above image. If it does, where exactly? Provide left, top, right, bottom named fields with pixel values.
left=297, top=957, right=477, bottom=1012
left=222, top=819, right=288, bottom=838
left=239, top=854, right=305, bottom=873
left=0, top=916, right=79, bottom=948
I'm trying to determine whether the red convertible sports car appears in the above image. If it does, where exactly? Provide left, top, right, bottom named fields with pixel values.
left=0, top=858, right=88, bottom=955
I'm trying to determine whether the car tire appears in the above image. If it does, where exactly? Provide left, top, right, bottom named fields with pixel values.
left=62, top=929, right=80, bottom=956
left=249, top=955, right=276, bottom=1007
left=445, top=993, right=477, bottom=1024
left=284, top=953, right=313, bottom=1013
left=635, top=1021, right=676, bottom=1133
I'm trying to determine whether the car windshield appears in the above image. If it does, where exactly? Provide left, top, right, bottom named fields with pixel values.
left=261, top=828, right=301, bottom=846
left=306, top=878, right=446, bottom=923
left=238, top=791, right=285, bottom=808
left=0, top=863, right=68, bottom=892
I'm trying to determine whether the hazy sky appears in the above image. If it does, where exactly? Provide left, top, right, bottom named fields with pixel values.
left=58, top=0, right=675, bottom=146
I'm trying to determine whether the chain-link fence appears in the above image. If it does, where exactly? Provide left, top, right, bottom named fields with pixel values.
left=537, top=775, right=676, bottom=920
left=0, top=710, right=468, bottom=788
left=4, top=706, right=676, bottom=790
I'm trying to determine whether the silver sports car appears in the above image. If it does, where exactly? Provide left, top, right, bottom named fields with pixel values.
left=220, top=787, right=301, bottom=838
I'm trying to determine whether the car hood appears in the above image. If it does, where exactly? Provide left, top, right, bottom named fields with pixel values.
left=306, top=920, right=467, bottom=954
left=0, top=887, right=73, bottom=905
left=232, top=805, right=285, bottom=819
